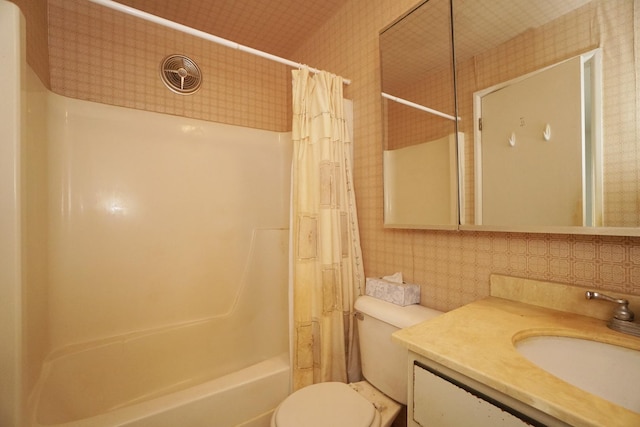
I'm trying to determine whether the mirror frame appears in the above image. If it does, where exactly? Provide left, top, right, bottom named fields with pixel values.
left=380, top=0, right=460, bottom=231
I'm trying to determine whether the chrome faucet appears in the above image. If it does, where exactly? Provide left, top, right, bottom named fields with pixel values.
left=585, top=291, right=640, bottom=338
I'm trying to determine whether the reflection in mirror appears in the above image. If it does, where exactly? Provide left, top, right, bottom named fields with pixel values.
left=474, top=50, right=602, bottom=227
left=455, top=0, right=640, bottom=233
left=380, top=0, right=459, bottom=229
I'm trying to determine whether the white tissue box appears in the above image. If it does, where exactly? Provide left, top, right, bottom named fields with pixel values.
left=365, top=277, right=420, bottom=306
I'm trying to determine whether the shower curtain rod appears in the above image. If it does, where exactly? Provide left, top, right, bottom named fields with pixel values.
left=381, top=92, right=459, bottom=121
left=87, top=0, right=351, bottom=85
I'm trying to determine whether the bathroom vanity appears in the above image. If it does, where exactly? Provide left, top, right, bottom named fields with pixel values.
left=393, top=275, right=640, bottom=427
left=410, top=353, right=565, bottom=426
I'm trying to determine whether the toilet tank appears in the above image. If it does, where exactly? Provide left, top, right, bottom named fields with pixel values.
left=354, top=295, right=442, bottom=405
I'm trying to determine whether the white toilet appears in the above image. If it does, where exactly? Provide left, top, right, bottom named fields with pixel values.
left=271, top=295, right=442, bottom=427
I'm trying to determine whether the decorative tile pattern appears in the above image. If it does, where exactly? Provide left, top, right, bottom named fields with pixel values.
left=115, top=0, right=346, bottom=59
left=46, top=0, right=290, bottom=131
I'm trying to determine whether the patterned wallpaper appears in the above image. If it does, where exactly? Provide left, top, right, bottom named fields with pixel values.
left=289, top=0, right=640, bottom=310
left=14, top=0, right=291, bottom=132
left=13, top=0, right=640, bottom=311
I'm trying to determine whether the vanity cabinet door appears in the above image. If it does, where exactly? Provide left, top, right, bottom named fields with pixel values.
left=413, top=363, right=537, bottom=427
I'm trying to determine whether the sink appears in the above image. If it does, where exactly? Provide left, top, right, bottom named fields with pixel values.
left=515, top=336, right=640, bottom=413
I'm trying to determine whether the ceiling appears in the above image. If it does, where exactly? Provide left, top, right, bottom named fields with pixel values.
left=114, top=0, right=346, bottom=58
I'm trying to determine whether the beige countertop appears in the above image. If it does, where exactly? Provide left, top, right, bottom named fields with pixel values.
left=393, top=277, right=640, bottom=427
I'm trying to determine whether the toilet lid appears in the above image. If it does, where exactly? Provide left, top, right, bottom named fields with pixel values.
left=274, top=382, right=376, bottom=427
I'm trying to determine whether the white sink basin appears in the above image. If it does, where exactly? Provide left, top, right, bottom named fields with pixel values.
left=515, top=336, right=640, bottom=413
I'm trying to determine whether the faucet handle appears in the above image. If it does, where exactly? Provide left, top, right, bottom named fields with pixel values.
left=585, top=291, right=635, bottom=321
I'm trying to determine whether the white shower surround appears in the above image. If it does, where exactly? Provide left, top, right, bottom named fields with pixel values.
left=3, top=3, right=293, bottom=425
left=11, top=40, right=292, bottom=427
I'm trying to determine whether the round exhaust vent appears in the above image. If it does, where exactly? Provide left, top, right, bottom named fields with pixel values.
left=160, top=54, right=202, bottom=95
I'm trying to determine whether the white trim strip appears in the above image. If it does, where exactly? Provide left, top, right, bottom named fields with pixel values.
left=382, top=92, right=459, bottom=121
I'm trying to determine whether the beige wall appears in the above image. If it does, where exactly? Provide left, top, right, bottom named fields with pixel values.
left=15, top=0, right=640, bottom=313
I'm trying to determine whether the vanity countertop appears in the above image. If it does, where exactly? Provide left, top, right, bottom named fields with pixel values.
left=392, top=282, right=640, bottom=427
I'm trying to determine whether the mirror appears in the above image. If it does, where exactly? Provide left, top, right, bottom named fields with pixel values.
left=454, top=0, right=640, bottom=235
left=380, top=0, right=459, bottom=230
left=474, top=50, right=602, bottom=228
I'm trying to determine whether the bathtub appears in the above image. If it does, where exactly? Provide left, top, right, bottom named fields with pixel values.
left=28, top=227, right=290, bottom=427
left=8, top=2, right=294, bottom=424
left=31, top=353, right=289, bottom=427
left=24, top=83, right=292, bottom=426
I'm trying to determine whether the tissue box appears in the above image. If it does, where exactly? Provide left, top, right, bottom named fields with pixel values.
left=365, top=277, right=420, bottom=306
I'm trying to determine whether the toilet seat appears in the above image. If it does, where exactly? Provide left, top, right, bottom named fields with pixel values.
left=272, top=382, right=379, bottom=427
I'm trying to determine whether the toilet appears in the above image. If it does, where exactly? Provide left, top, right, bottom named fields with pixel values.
left=271, top=295, right=443, bottom=427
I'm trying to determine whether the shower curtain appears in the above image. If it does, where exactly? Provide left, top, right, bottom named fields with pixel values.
left=290, top=68, right=365, bottom=390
